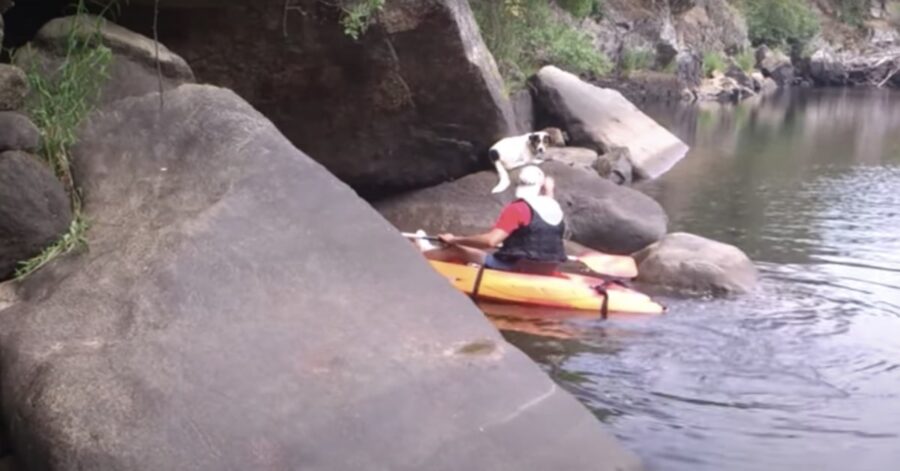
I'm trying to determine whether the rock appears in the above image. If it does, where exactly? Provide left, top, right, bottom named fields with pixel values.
left=544, top=146, right=599, bottom=172
left=675, top=0, right=750, bottom=55
left=756, top=46, right=794, bottom=86
left=697, top=73, right=755, bottom=102
left=14, top=15, right=194, bottom=105
left=0, top=151, right=72, bottom=280
left=0, top=65, right=28, bottom=112
left=0, top=112, right=40, bottom=153
left=531, top=66, right=689, bottom=180
left=114, top=0, right=515, bottom=197
left=596, top=146, right=634, bottom=185
left=725, top=61, right=754, bottom=90
left=0, top=456, right=14, bottom=471
left=376, top=160, right=667, bottom=254
left=0, top=84, right=642, bottom=471
left=634, top=232, right=758, bottom=295
left=511, top=88, right=534, bottom=134
left=676, top=50, right=703, bottom=88
left=807, top=46, right=900, bottom=87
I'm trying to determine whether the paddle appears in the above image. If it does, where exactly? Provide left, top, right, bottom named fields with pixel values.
left=401, top=232, right=638, bottom=279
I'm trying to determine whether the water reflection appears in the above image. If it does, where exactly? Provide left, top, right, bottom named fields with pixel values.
left=499, top=89, right=900, bottom=471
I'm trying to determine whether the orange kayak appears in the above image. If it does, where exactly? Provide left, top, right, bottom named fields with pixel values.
left=428, top=260, right=665, bottom=315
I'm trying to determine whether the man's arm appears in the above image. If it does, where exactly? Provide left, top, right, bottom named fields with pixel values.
left=439, top=228, right=508, bottom=249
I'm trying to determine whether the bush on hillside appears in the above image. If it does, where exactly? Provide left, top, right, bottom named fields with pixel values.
left=743, top=0, right=820, bottom=49
left=831, top=0, right=869, bottom=27
left=702, top=51, right=726, bottom=77
left=472, top=0, right=610, bottom=91
left=557, top=0, right=603, bottom=19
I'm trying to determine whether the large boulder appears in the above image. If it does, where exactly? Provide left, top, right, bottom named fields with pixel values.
left=0, top=112, right=40, bottom=153
left=375, top=161, right=667, bottom=254
left=0, top=151, right=72, bottom=280
left=0, top=65, right=28, bottom=112
left=633, top=232, right=758, bottom=295
left=115, top=0, right=515, bottom=196
left=14, top=15, right=194, bottom=105
left=0, top=84, right=641, bottom=470
left=756, top=46, right=794, bottom=86
left=531, top=66, right=689, bottom=181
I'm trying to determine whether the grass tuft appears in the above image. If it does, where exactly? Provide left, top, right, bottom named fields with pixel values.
left=702, top=51, right=726, bottom=78
left=14, top=1, right=112, bottom=280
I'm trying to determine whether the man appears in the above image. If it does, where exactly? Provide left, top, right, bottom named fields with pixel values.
left=422, top=165, right=567, bottom=274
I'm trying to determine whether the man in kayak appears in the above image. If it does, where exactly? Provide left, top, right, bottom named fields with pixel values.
left=420, top=165, right=567, bottom=274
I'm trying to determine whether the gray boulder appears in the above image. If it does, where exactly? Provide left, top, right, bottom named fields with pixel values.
left=596, top=146, right=634, bottom=185
left=114, top=0, right=515, bottom=196
left=0, top=112, right=41, bottom=153
left=511, top=88, right=535, bottom=134
left=0, top=84, right=641, bottom=471
left=0, top=65, right=28, bottom=112
left=675, top=0, right=750, bottom=54
left=14, top=15, right=194, bottom=105
left=544, top=146, right=599, bottom=172
left=634, top=232, right=758, bottom=295
left=376, top=161, right=667, bottom=254
left=756, top=46, right=794, bottom=86
left=530, top=66, right=689, bottom=180
left=0, top=151, right=72, bottom=280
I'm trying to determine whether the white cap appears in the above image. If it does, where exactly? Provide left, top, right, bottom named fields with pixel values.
left=515, top=165, right=544, bottom=199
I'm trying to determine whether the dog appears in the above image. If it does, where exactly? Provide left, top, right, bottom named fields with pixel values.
left=488, top=127, right=566, bottom=194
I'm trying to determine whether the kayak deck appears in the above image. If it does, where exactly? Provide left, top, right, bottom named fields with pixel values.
left=428, top=260, right=664, bottom=315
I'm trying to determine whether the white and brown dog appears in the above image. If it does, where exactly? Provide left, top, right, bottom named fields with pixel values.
left=488, top=128, right=566, bottom=194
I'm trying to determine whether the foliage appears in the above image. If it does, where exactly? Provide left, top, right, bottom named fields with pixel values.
left=620, top=48, right=655, bottom=76
left=831, top=0, right=869, bottom=27
left=742, top=0, right=820, bottom=49
left=734, top=49, right=756, bottom=72
left=472, top=0, right=610, bottom=91
left=15, top=1, right=112, bottom=279
left=557, top=0, right=602, bottom=19
left=337, top=0, right=386, bottom=40
left=702, top=51, right=726, bottom=77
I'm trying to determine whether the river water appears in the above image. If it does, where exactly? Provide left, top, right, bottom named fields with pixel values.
left=491, top=89, right=900, bottom=471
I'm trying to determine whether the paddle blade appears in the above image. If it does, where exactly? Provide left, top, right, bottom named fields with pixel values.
left=570, top=252, right=638, bottom=279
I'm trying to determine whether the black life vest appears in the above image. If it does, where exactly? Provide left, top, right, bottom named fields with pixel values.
left=495, top=199, right=567, bottom=264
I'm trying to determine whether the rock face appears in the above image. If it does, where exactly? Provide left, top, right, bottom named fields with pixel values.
left=0, top=151, right=72, bottom=280
left=0, top=112, right=40, bottom=153
left=674, top=0, right=749, bottom=54
left=531, top=66, right=689, bottom=180
left=0, top=65, right=28, bottom=111
left=116, top=0, right=515, bottom=197
left=376, top=161, right=667, bottom=254
left=756, top=46, right=794, bottom=86
left=14, top=15, right=194, bottom=105
left=0, top=84, right=641, bottom=471
left=808, top=46, right=900, bottom=87
left=634, top=232, right=758, bottom=295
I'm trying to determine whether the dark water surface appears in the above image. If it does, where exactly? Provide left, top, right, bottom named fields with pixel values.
left=494, top=89, right=900, bottom=471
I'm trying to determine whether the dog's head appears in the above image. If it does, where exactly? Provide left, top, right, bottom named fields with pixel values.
left=527, top=127, right=567, bottom=155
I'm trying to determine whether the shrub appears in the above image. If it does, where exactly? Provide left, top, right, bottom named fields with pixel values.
left=557, top=0, right=599, bottom=19
left=702, top=51, right=726, bottom=77
left=742, top=0, right=820, bottom=49
left=831, top=0, right=869, bottom=27
left=620, top=48, right=655, bottom=76
left=734, top=49, right=755, bottom=72
left=472, top=0, right=610, bottom=91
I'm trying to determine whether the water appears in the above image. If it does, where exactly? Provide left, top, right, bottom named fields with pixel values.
left=492, top=89, right=900, bottom=471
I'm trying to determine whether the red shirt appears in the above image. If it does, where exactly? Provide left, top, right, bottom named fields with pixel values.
left=493, top=201, right=532, bottom=234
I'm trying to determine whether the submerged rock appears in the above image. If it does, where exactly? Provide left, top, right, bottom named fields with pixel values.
left=0, top=112, right=40, bottom=153
left=376, top=160, right=667, bottom=255
left=14, top=15, right=194, bottom=105
left=634, top=232, right=758, bottom=295
left=0, top=84, right=641, bottom=471
left=530, top=66, right=689, bottom=180
left=115, top=0, right=515, bottom=197
left=0, top=151, right=71, bottom=280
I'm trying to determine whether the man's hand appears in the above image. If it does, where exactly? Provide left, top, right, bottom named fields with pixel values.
left=438, top=233, right=456, bottom=245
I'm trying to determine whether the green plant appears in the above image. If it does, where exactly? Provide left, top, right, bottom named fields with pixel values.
left=831, top=0, right=869, bottom=27
left=557, top=0, right=598, bottom=19
left=742, top=0, right=820, bottom=49
left=702, top=51, right=726, bottom=77
left=472, top=0, right=610, bottom=91
left=620, top=48, right=655, bottom=76
left=15, top=1, right=112, bottom=279
left=734, top=49, right=755, bottom=72
left=338, top=0, right=385, bottom=40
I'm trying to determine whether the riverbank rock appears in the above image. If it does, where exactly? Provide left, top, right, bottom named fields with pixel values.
left=807, top=46, right=900, bottom=87
left=0, top=151, right=72, bottom=280
left=14, top=15, right=194, bottom=105
left=0, top=113, right=40, bottom=153
left=115, top=0, right=515, bottom=197
left=633, top=232, right=758, bottom=295
left=376, top=161, right=667, bottom=254
left=545, top=147, right=599, bottom=171
left=0, top=65, right=28, bottom=111
left=756, top=46, right=794, bottom=86
left=697, top=72, right=755, bottom=102
left=0, top=84, right=642, bottom=471
left=531, top=66, right=689, bottom=180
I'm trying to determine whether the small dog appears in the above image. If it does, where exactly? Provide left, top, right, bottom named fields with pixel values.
left=488, top=128, right=566, bottom=194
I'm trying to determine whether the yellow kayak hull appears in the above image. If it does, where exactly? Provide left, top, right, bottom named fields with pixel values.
left=428, top=260, right=665, bottom=315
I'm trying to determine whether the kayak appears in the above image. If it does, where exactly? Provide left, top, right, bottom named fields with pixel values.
left=427, top=260, right=665, bottom=315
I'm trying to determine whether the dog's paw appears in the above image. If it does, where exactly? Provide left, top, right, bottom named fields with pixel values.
left=491, top=182, right=509, bottom=194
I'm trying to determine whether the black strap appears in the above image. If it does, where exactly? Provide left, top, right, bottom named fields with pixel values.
left=471, top=264, right=488, bottom=300
left=595, top=282, right=610, bottom=320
